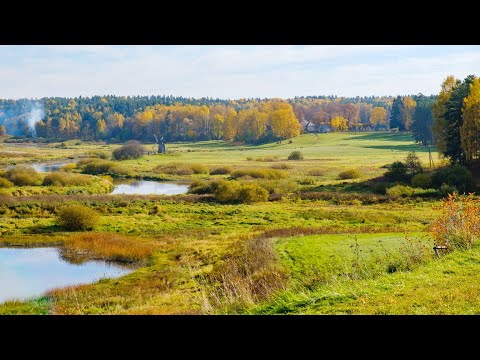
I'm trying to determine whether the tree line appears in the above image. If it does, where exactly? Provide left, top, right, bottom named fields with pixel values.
left=0, top=93, right=439, bottom=145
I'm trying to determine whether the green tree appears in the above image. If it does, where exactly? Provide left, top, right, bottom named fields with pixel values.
left=432, top=76, right=457, bottom=154
left=444, top=75, right=476, bottom=163
left=412, top=95, right=435, bottom=145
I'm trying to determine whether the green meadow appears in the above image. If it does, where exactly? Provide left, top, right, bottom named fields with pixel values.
left=2, top=132, right=479, bottom=315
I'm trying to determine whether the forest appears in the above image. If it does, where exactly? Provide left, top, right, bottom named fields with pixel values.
left=0, top=93, right=436, bottom=145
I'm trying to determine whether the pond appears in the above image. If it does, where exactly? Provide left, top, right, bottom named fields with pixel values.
left=9, top=161, right=190, bottom=195
left=0, top=247, right=132, bottom=304
left=111, top=179, right=189, bottom=195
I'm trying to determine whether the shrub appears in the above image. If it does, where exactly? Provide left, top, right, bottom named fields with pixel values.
left=338, top=169, right=361, bottom=180
left=288, top=151, right=303, bottom=161
left=5, top=166, right=42, bottom=186
left=298, top=177, right=316, bottom=185
left=386, top=185, right=415, bottom=198
left=0, top=177, right=14, bottom=188
left=57, top=204, right=100, bottom=231
left=61, top=163, right=77, bottom=172
left=439, top=183, right=458, bottom=197
left=210, top=166, right=233, bottom=175
left=154, top=163, right=194, bottom=176
left=308, top=169, right=324, bottom=177
left=405, top=151, right=423, bottom=176
left=79, top=159, right=114, bottom=175
left=230, top=168, right=287, bottom=180
left=431, top=164, right=475, bottom=193
left=270, top=163, right=291, bottom=170
left=42, top=173, right=92, bottom=186
left=371, top=182, right=390, bottom=195
left=88, top=150, right=110, bottom=159
left=188, top=179, right=217, bottom=194
left=190, top=164, right=209, bottom=174
left=214, top=180, right=241, bottom=203
left=431, top=192, right=480, bottom=250
left=238, top=184, right=269, bottom=204
left=384, top=161, right=408, bottom=182
left=411, top=173, right=432, bottom=189
left=112, top=140, right=144, bottom=160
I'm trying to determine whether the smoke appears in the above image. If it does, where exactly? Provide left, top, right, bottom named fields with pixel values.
left=0, top=100, right=45, bottom=137
left=27, top=102, right=45, bottom=137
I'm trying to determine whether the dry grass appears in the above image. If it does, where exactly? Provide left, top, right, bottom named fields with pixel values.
left=63, top=233, right=158, bottom=264
left=203, top=236, right=289, bottom=313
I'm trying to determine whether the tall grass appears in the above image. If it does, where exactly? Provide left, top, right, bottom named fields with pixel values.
left=203, top=236, right=288, bottom=313
left=62, top=233, right=157, bottom=264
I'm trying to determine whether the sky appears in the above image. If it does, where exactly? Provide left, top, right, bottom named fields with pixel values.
left=0, top=45, right=479, bottom=100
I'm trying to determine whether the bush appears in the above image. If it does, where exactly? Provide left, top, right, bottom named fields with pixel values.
left=288, top=151, right=303, bottom=161
left=0, top=177, right=14, bottom=188
left=405, top=151, right=423, bottom=176
left=154, top=163, right=195, bottom=176
left=298, top=177, right=316, bottom=185
left=308, top=169, right=324, bottom=177
left=431, top=192, right=480, bottom=250
left=88, top=150, right=110, bottom=159
left=371, top=182, right=390, bottom=195
left=61, top=163, right=77, bottom=172
left=188, top=179, right=218, bottom=194
left=431, top=164, right=475, bottom=193
left=386, top=185, right=415, bottom=198
left=5, top=166, right=42, bottom=186
left=439, top=183, right=458, bottom=197
left=79, top=159, right=115, bottom=175
left=270, top=163, right=291, bottom=170
left=214, top=180, right=241, bottom=203
left=42, top=173, right=92, bottom=186
left=210, top=166, right=233, bottom=175
left=384, top=161, right=408, bottom=182
left=190, top=164, right=209, bottom=174
left=338, top=169, right=361, bottom=180
left=238, top=184, right=269, bottom=204
left=112, top=140, right=144, bottom=160
left=411, top=173, right=432, bottom=189
left=57, top=204, right=100, bottom=231
left=230, top=168, right=287, bottom=180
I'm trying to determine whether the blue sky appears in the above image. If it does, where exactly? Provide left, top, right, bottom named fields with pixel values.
left=0, top=45, right=479, bottom=99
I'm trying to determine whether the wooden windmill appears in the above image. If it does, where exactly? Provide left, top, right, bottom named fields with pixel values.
left=153, top=134, right=166, bottom=154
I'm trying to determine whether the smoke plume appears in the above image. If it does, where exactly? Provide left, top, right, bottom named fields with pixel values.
left=27, top=102, right=45, bottom=137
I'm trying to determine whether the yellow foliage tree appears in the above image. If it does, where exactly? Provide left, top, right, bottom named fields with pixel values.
left=401, top=96, right=416, bottom=130
left=330, top=116, right=348, bottom=131
left=222, top=107, right=237, bottom=141
left=370, top=107, right=387, bottom=126
left=461, top=78, right=480, bottom=163
left=211, top=114, right=224, bottom=139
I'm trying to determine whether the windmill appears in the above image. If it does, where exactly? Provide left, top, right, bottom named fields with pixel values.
left=153, top=133, right=166, bottom=154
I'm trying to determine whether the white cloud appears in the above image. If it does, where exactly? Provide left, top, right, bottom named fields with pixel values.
left=0, top=45, right=478, bottom=99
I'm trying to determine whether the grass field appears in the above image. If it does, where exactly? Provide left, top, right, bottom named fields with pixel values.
left=2, top=132, right=479, bottom=315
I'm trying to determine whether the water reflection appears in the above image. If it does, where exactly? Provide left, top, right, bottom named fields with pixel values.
left=111, top=180, right=189, bottom=195
left=0, top=247, right=132, bottom=304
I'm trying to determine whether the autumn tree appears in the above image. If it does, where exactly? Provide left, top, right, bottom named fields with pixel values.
left=444, top=75, right=476, bottom=164
left=370, top=107, right=387, bottom=126
left=0, top=125, right=6, bottom=137
left=330, top=116, right=348, bottom=131
left=401, top=96, right=416, bottom=131
left=461, top=78, right=480, bottom=163
left=269, top=103, right=301, bottom=140
left=222, top=107, right=237, bottom=141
